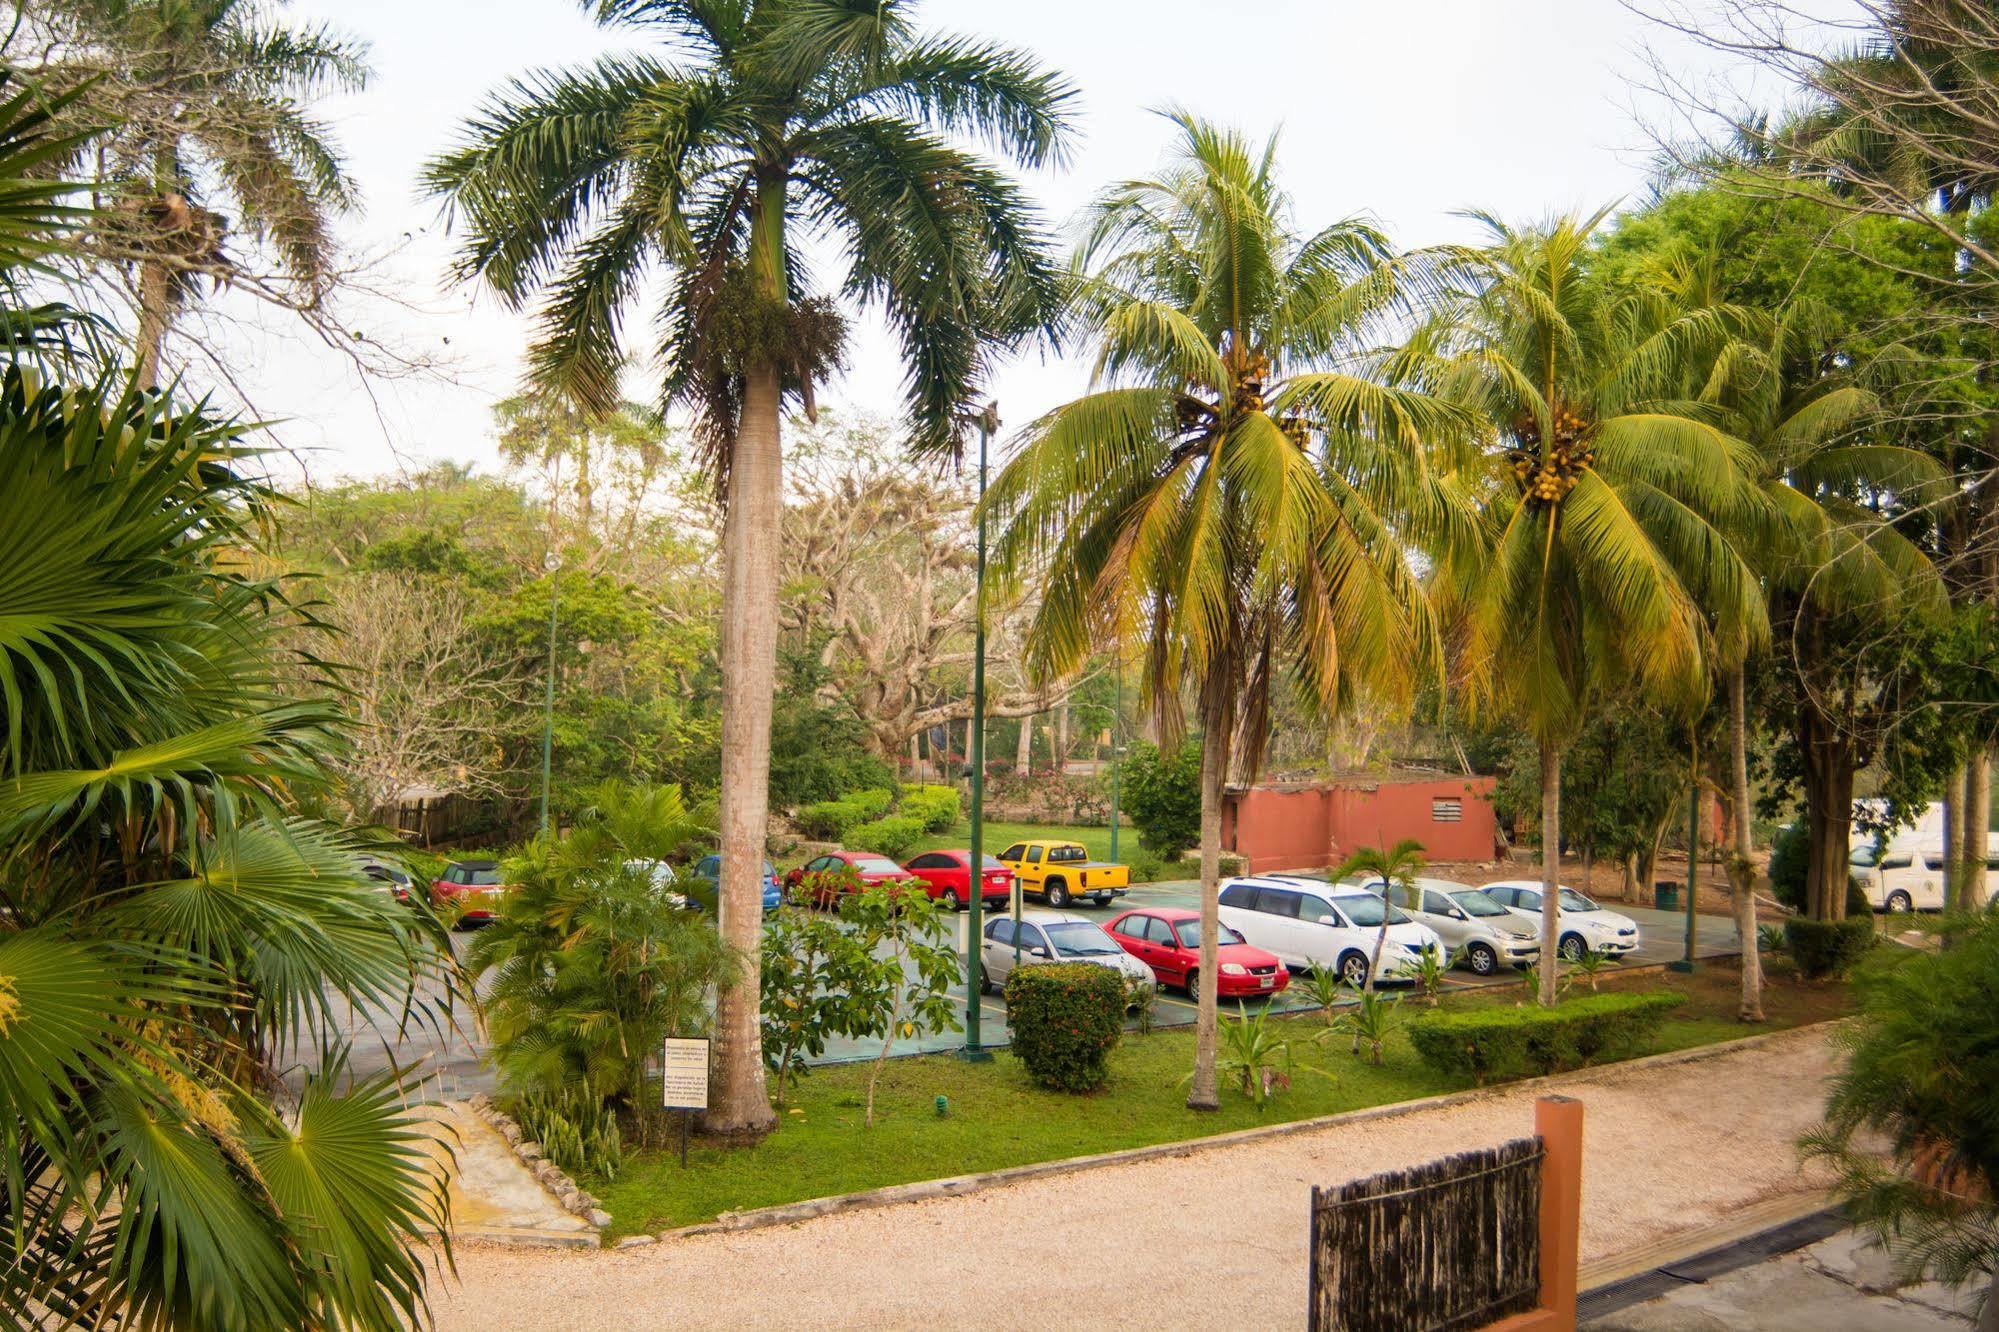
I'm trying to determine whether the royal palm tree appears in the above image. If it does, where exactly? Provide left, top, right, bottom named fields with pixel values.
left=23, top=0, right=371, bottom=386
left=988, top=114, right=1468, bottom=1108
left=425, top=0, right=1073, bottom=1137
left=1423, top=211, right=1766, bottom=1006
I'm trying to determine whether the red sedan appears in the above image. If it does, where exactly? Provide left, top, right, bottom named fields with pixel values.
left=785, top=850, right=919, bottom=908
left=902, top=850, right=1012, bottom=911
left=1106, top=907, right=1290, bottom=997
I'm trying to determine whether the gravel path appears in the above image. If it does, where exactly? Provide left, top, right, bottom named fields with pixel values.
left=429, top=1026, right=1838, bottom=1331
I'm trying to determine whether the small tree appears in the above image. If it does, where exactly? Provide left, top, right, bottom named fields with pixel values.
left=1121, top=740, right=1203, bottom=859
left=841, top=881, right=962, bottom=1127
left=1334, top=839, right=1428, bottom=993
left=759, top=889, right=878, bottom=1109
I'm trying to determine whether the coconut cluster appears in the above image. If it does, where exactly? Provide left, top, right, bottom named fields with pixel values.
left=1507, top=405, right=1595, bottom=507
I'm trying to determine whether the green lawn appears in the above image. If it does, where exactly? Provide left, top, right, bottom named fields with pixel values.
left=593, top=959, right=1853, bottom=1237
left=906, top=819, right=1136, bottom=863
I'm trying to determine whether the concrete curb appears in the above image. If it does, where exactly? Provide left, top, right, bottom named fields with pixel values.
left=462, top=1095, right=612, bottom=1234
left=650, top=1019, right=1841, bottom=1244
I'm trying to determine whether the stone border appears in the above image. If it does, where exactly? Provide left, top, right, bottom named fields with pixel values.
left=463, top=1093, right=612, bottom=1232
left=647, top=1019, right=1840, bottom=1244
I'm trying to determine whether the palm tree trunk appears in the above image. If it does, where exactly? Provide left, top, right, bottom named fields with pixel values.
left=135, top=256, right=171, bottom=390
left=1943, top=762, right=1965, bottom=909
left=1963, top=746, right=1991, bottom=910
left=1726, top=662, right=1764, bottom=1022
left=1539, top=736, right=1561, bottom=1007
left=1186, top=700, right=1230, bottom=1111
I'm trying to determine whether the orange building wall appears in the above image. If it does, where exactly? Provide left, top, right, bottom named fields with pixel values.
left=1221, top=776, right=1499, bottom=874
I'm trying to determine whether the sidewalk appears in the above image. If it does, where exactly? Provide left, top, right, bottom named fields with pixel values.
left=427, top=1024, right=1841, bottom=1330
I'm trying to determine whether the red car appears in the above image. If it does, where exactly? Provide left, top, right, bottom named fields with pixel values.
left=901, top=849, right=1012, bottom=912
left=785, top=850, right=919, bottom=908
left=430, top=858, right=514, bottom=926
left=1106, top=907, right=1290, bottom=997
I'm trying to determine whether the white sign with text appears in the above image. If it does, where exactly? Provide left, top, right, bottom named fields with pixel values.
left=661, top=1037, right=710, bottom=1110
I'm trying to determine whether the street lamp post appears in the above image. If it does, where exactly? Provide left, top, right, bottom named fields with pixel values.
left=961, top=403, right=999, bottom=1062
left=1109, top=658, right=1122, bottom=863
left=539, top=550, right=561, bottom=835
left=1671, top=736, right=1700, bottom=973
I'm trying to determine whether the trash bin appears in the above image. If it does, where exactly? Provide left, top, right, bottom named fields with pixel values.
left=1654, top=880, right=1681, bottom=911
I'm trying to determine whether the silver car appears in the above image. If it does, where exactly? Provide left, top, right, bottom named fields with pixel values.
left=979, top=910, right=1156, bottom=991
left=1358, top=876, right=1540, bottom=976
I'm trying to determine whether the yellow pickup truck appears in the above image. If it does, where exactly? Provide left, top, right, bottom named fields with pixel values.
left=998, top=839, right=1130, bottom=908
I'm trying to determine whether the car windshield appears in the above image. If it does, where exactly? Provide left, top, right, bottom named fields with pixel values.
left=464, top=867, right=501, bottom=887
left=1333, top=894, right=1407, bottom=927
left=854, top=857, right=903, bottom=874
left=1173, top=920, right=1245, bottom=949
left=1849, top=845, right=1879, bottom=867
left=1451, top=890, right=1511, bottom=918
left=1046, top=846, right=1087, bottom=863
left=1556, top=889, right=1598, bottom=912
left=1044, top=922, right=1121, bottom=956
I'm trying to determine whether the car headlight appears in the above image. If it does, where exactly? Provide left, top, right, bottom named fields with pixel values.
left=1221, top=963, right=1247, bottom=976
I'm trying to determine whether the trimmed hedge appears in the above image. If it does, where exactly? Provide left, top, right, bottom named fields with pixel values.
left=848, top=815, right=926, bottom=860
left=848, top=787, right=894, bottom=820
left=1784, top=915, right=1876, bottom=980
left=900, top=784, right=962, bottom=834
left=796, top=798, right=866, bottom=841
left=1407, top=991, right=1685, bottom=1084
left=1004, top=962, right=1126, bottom=1092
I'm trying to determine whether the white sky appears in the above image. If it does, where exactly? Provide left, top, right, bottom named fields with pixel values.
left=221, top=0, right=1800, bottom=486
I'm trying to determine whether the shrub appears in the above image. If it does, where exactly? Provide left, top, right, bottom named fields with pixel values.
left=1407, top=991, right=1685, bottom=1084
left=796, top=798, right=865, bottom=841
left=1120, top=740, right=1202, bottom=858
left=900, top=784, right=962, bottom=833
left=512, top=1088, right=622, bottom=1182
left=1128, top=850, right=1167, bottom=883
left=1770, top=820, right=1871, bottom=916
left=1004, top=962, right=1127, bottom=1092
left=848, top=814, right=926, bottom=860
left=848, top=787, right=895, bottom=820
left=1784, top=915, right=1877, bottom=980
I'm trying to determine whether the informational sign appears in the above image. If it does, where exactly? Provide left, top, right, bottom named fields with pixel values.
left=661, top=1037, right=710, bottom=1111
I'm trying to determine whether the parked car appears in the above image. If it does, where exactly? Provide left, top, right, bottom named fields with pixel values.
left=1105, top=907, right=1289, bottom=997
left=1216, top=874, right=1444, bottom=986
left=784, top=850, right=920, bottom=908
left=688, top=854, right=783, bottom=912
left=902, top=849, right=1011, bottom=911
left=979, top=910, right=1156, bottom=992
left=429, top=857, right=513, bottom=925
left=1478, top=880, right=1641, bottom=961
left=360, top=857, right=414, bottom=904
left=997, top=839, right=1128, bottom=908
left=1350, top=875, right=1540, bottom=976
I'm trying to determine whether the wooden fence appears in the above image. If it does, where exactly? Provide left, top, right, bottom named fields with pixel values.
left=1309, top=1136, right=1545, bottom=1332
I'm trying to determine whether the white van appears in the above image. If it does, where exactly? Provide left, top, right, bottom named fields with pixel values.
left=1217, top=874, right=1445, bottom=988
left=1850, top=802, right=1946, bottom=913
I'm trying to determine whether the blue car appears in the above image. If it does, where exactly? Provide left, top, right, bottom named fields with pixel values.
left=690, top=855, right=783, bottom=912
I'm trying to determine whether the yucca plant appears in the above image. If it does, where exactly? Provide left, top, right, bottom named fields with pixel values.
left=1411, top=943, right=1449, bottom=1006
left=1521, top=959, right=1570, bottom=1005
left=1125, top=974, right=1159, bottom=1037
left=1336, top=985, right=1402, bottom=1065
left=1569, top=946, right=1612, bottom=994
left=1211, top=1005, right=1306, bottom=1106
left=1300, top=963, right=1351, bottom=1026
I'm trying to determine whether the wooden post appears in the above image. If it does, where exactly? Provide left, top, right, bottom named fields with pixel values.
left=1536, top=1094, right=1584, bottom=1328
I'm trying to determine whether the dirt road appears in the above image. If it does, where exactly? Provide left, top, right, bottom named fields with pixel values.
left=430, top=1026, right=1837, bottom=1331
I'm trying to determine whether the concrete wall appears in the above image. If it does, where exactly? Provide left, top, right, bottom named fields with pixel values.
left=1222, top=776, right=1499, bottom=874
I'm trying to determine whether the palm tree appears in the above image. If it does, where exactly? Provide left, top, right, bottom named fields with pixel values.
left=425, top=0, right=1073, bottom=1137
left=988, top=114, right=1467, bottom=1108
left=24, top=0, right=372, bottom=386
left=1333, top=839, right=1427, bottom=993
left=1422, top=212, right=1766, bottom=1006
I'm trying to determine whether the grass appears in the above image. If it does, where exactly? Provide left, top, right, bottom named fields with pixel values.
left=904, top=820, right=1136, bottom=864
left=593, top=957, right=1859, bottom=1237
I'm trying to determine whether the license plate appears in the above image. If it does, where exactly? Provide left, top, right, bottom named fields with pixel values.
left=1259, top=975, right=1273, bottom=988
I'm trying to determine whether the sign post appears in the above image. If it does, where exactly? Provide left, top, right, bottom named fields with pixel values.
left=661, top=1036, right=710, bottom=1168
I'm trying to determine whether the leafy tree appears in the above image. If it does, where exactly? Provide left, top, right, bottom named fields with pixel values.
left=426, top=0, right=1073, bottom=1137
left=1120, top=739, right=1202, bottom=859
left=839, top=879, right=961, bottom=1127
left=989, top=115, right=1461, bottom=1107
left=759, top=894, right=882, bottom=1107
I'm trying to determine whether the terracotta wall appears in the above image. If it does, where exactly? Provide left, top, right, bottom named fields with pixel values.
left=1222, top=776, right=1499, bottom=874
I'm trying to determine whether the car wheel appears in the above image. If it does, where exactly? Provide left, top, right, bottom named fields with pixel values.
left=1094, top=893, right=1113, bottom=907
left=1467, top=943, right=1498, bottom=976
left=940, top=888, right=961, bottom=912
left=1045, top=879, right=1071, bottom=908
left=1339, top=952, right=1369, bottom=987
left=1183, top=968, right=1198, bottom=997
left=1558, top=933, right=1586, bottom=961
left=1886, top=890, right=1913, bottom=914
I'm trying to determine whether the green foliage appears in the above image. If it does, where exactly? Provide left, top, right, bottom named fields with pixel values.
left=1802, top=913, right=1999, bottom=1300
left=513, top=1089, right=623, bottom=1183
left=1407, top=992, right=1686, bottom=1084
left=469, top=784, right=734, bottom=1120
left=900, top=784, right=963, bottom=834
left=1758, top=923, right=1788, bottom=955
left=839, top=881, right=963, bottom=1125
left=1783, top=916, right=1878, bottom=980
left=1768, top=820, right=1811, bottom=912
left=848, top=814, right=925, bottom=860
left=1127, top=850, right=1171, bottom=884
left=1216, top=1005, right=1312, bottom=1105
left=1119, top=740, right=1203, bottom=859
left=1337, top=986, right=1403, bottom=1065
left=1004, top=963, right=1127, bottom=1093
left=1300, top=965, right=1350, bottom=1025
left=1569, top=947, right=1613, bottom=993
left=1411, top=945, right=1449, bottom=1006
left=769, top=647, right=897, bottom=807
left=796, top=797, right=867, bottom=841
left=352, top=528, right=503, bottom=585
left=759, top=894, right=880, bottom=1107
left=1124, top=974, right=1158, bottom=1037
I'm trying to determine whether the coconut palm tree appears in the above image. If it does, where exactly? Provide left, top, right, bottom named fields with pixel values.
left=424, top=0, right=1073, bottom=1137
left=22, top=0, right=372, bottom=387
left=987, top=113, right=1469, bottom=1108
left=1422, top=211, right=1766, bottom=1006
left=1333, top=839, right=1428, bottom=994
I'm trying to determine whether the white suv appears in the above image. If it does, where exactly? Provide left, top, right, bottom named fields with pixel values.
left=1479, top=880, right=1641, bottom=961
left=1217, top=874, right=1445, bottom=987
left=1353, top=876, right=1541, bottom=976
